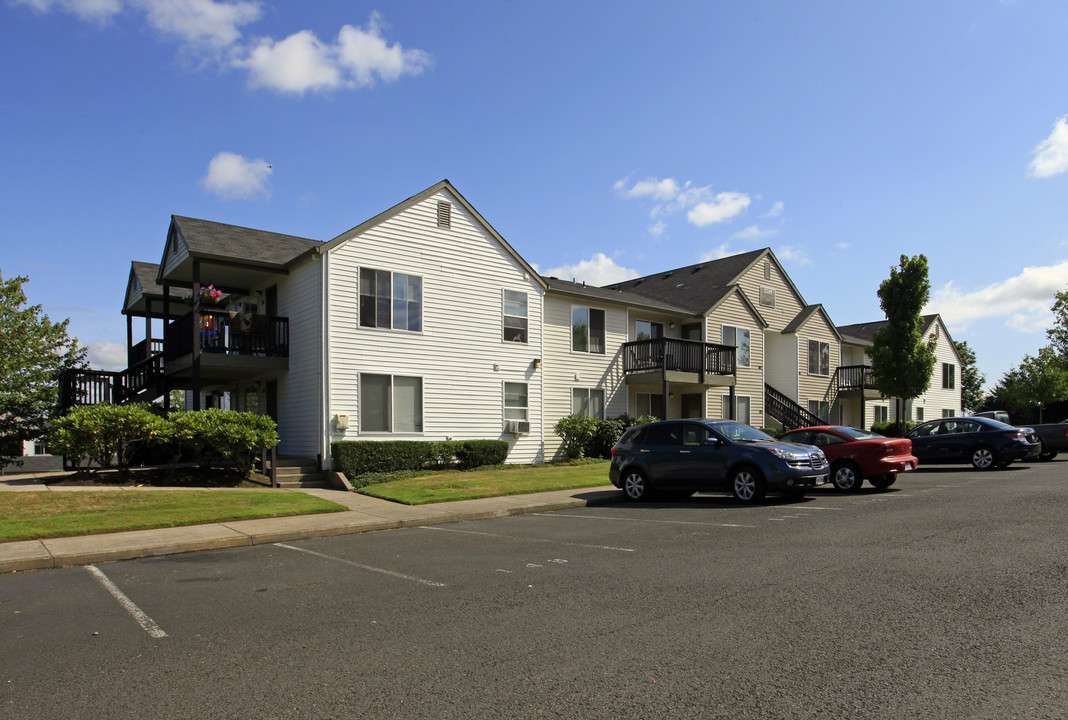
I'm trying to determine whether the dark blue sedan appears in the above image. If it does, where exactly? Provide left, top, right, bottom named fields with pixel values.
left=904, top=416, right=1041, bottom=469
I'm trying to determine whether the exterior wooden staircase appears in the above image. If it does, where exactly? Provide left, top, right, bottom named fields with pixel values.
left=269, top=456, right=328, bottom=489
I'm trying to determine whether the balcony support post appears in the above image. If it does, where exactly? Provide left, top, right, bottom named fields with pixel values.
left=191, top=259, right=201, bottom=411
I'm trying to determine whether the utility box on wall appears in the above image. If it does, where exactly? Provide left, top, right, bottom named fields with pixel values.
left=335, top=413, right=350, bottom=431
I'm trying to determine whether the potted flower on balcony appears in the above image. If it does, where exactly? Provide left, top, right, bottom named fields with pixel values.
left=200, top=284, right=223, bottom=304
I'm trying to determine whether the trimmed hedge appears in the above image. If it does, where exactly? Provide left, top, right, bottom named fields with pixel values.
left=871, top=419, right=916, bottom=437
left=331, top=439, right=509, bottom=479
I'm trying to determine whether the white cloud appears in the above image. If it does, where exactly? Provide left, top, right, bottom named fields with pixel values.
left=237, top=13, right=431, bottom=93
left=12, top=3, right=430, bottom=94
left=763, top=201, right=784, bottom=218
left=731, top=224, right=777, bottom=241
left=543, top=253, right=640, bottom=286
left=775, top=245, right=811, bottom=266
left=699, top=244, right=732, bottom=262
left=201, top=151, right=272, bottom=199
left=836, top=242, right=850, bottom=250
left=1028, top=115, right=1068, bottom=178
left=687, top=192, right=751, bottom=226
left=87, top=341, right=127, bottom=371
left=615, top=176, right=751, bottom=229
left=132, top=0, right=261, bottom=51
left=648, top=220, right=666, bottom=238
left=928, top=260, right=1068, bottom=333
left=13, top=0, right=121, bottom=23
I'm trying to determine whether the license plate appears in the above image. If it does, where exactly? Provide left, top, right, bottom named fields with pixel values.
left=814, top=475, right=828, bottom=486
left=904, top=462, right=913, bottom=470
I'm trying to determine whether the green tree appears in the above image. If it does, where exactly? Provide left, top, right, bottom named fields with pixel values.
left=867, top=255, right=937, bottom=424
left=1046, top=288, right=1068, bottom=360
left=954, top=340, right=985, bottom=413
left=0, top=272, right=86, bottom=470
left=985, top=347, right=1068, bottom=422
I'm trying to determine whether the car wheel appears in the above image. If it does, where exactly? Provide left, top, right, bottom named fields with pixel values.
left=622, top=469, right=651, bottom=501
left=869, top=475, right=896, bottom=490
left=831, top=461, right=864, bottom=492
left=731, top=466, right=766, bottom=504
left=1039, top=450, right=1058, bottom=461
left=970, top=446, right=995, bottom=470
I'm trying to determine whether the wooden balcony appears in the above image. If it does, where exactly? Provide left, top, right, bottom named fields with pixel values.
left=163, top=310, right=289, bottom=383
left=835, top=364, right=882, bottom=399
left=623, top=338, right=736, bottom=387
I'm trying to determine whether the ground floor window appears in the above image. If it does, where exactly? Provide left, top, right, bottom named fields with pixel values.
left=572, top=388, right=605, bottom=418
left=915, top=407, right=924, bottom=422
left=808, top=400, right=830, bottom=421
left=635, top=392, right=663, bottom=419
left=942, top=408, right=956, bottom=418
left=681, top=393, right=703, bottom=419
left=721, top=395, right=751, bottom=425
left=505, top=382, right=528, bottom=421
left=360, top=374, right=423, bottom=432
left=873, top=405, right=888, bottom=424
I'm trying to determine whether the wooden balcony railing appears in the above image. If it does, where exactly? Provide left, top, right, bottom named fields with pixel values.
left=835, top=365, right=875, bottom=391
left=165, top=311, right=289, bottom=361
left=623, top=338, right=736, bottom=379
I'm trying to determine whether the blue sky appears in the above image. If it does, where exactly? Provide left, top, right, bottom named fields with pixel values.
left=3, top=1, right=1067, bottom=393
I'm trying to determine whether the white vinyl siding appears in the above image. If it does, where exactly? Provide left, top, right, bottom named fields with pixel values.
left=325, top=188, right=545, bottom=463
left=275, top=258, right=322, bottom=459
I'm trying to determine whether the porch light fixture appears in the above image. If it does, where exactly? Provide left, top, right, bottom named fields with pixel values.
left=533, top=359, right=542, bottom=369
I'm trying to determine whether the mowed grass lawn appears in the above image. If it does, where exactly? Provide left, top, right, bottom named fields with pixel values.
left=359, top=460, right=612, bottom=504
left=0, top=490, right=346, bottom=543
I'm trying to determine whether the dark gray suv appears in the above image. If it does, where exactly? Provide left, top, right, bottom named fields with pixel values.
left=609, top=420, right=829, bottom=503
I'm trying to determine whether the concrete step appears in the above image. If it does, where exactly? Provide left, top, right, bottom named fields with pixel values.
left=276, top=477, right=330, bottom=489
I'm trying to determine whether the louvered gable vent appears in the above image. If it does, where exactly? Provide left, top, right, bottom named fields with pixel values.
left=436, top=201, right=451, bottom=229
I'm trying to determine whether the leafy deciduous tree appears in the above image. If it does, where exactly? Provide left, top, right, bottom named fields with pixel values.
left=954, top=340, right=985, bottom=413
left=0, top=272, right=86, bottom=469
left=867, top=255, right=937, bottom=423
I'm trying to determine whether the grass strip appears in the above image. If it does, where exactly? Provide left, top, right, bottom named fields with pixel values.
left=359, top=460, right=612, bottom=504
left=0, top=491, right=346, bottom=543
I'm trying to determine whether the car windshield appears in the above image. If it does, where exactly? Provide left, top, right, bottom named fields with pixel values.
left=716, top=422, right=773, bottom=442
left=832, top=426, right=883, bottom=440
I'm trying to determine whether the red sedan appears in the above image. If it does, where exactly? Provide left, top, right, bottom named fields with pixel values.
left=778, top=426, right=918, bottom=491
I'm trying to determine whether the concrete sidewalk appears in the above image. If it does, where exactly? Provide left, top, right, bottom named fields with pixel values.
left=0, top=474, right=621, bottom=573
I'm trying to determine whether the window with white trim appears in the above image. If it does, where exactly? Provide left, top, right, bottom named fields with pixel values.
left=942, top=363, right=956, bottom=389
left=873, top=405, right=888, bottom=424
left=808, top=400, right=830, bottom=420
left=721, top=326, right=751, bottom=368
left=504, top=382, right=528, bottom=421
left=942, top=408, right=955, bottom=418
left=503, top=290, right=528, bottom=343
left=915, top=407, right=924, bottom=422
left=721, top=395, right=751, bottom=425
left=572, top=306, right=605, bottom=354
left=635, top=392, right=663, bottom=419
left=808, top=340, right=830, bottom=376
left=359, top=268, right=422, bottom=331
left=360, top=374, right=423, bottom=433
left=572, top=388, right=605, bottom=419
left=635, top=320, right=663, bottom=341
left=759, top=287, right=776, bottom=308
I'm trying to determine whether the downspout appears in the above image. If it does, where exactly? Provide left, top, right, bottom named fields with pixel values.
left=319, top=249, right=330, bottom=470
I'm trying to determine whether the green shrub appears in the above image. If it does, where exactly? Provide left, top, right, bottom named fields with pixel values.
left=454, top=440, right=509, bottom=469
left=330, top=439, right=509, bottom=479
left=586, top=417, right=627, bottom=459
left=553, top=414, right=598, bottom=459
left=49, top=404, right=165, bottom=471
left=871, top=419, right=915, bottom=437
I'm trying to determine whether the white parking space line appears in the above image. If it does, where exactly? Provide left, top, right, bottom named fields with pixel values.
left=544, top=512, right=756, bottom=529
left=420, top=525, right=635, bottom=552
left=85, top=565, right=167, bottom=639
left=274, top=543, right=447, bottom=587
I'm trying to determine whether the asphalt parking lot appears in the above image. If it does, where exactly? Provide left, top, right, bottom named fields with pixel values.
left=3, top=462, right=1067, bottom=719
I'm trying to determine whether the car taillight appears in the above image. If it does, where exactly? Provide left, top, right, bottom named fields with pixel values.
left=611, top=447, right=617, bottom=455
left=1004, top=431, right=1026, bottom=441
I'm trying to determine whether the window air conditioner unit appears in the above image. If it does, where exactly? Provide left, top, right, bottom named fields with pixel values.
left=504, top=420, right=530, bottom=435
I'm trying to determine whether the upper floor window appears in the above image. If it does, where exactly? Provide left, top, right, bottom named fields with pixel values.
left=722, top=326, right=751, bottom=368
left=503, top=290, right=528, bottom=343
left=359, top=268, right=422, bottom=332
left=808, top=340, right=830, bottom=376
left=759, top=287, right=776, bottom=308
left=635, top=320, right=663, bottom=341
left=942, top=363, right=956, bottom=389
left=572, top=306, right=605, bottom=354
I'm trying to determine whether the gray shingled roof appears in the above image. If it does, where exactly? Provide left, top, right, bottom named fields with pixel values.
left=603, top=248, right=767, bottom=314
left=171, top=216, right=322, bottom=268
left=837, top=314, right=938, bottom=343
left=543, top=276, right=696, bottom=315
left=131, top=261, right=184, bottom=300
